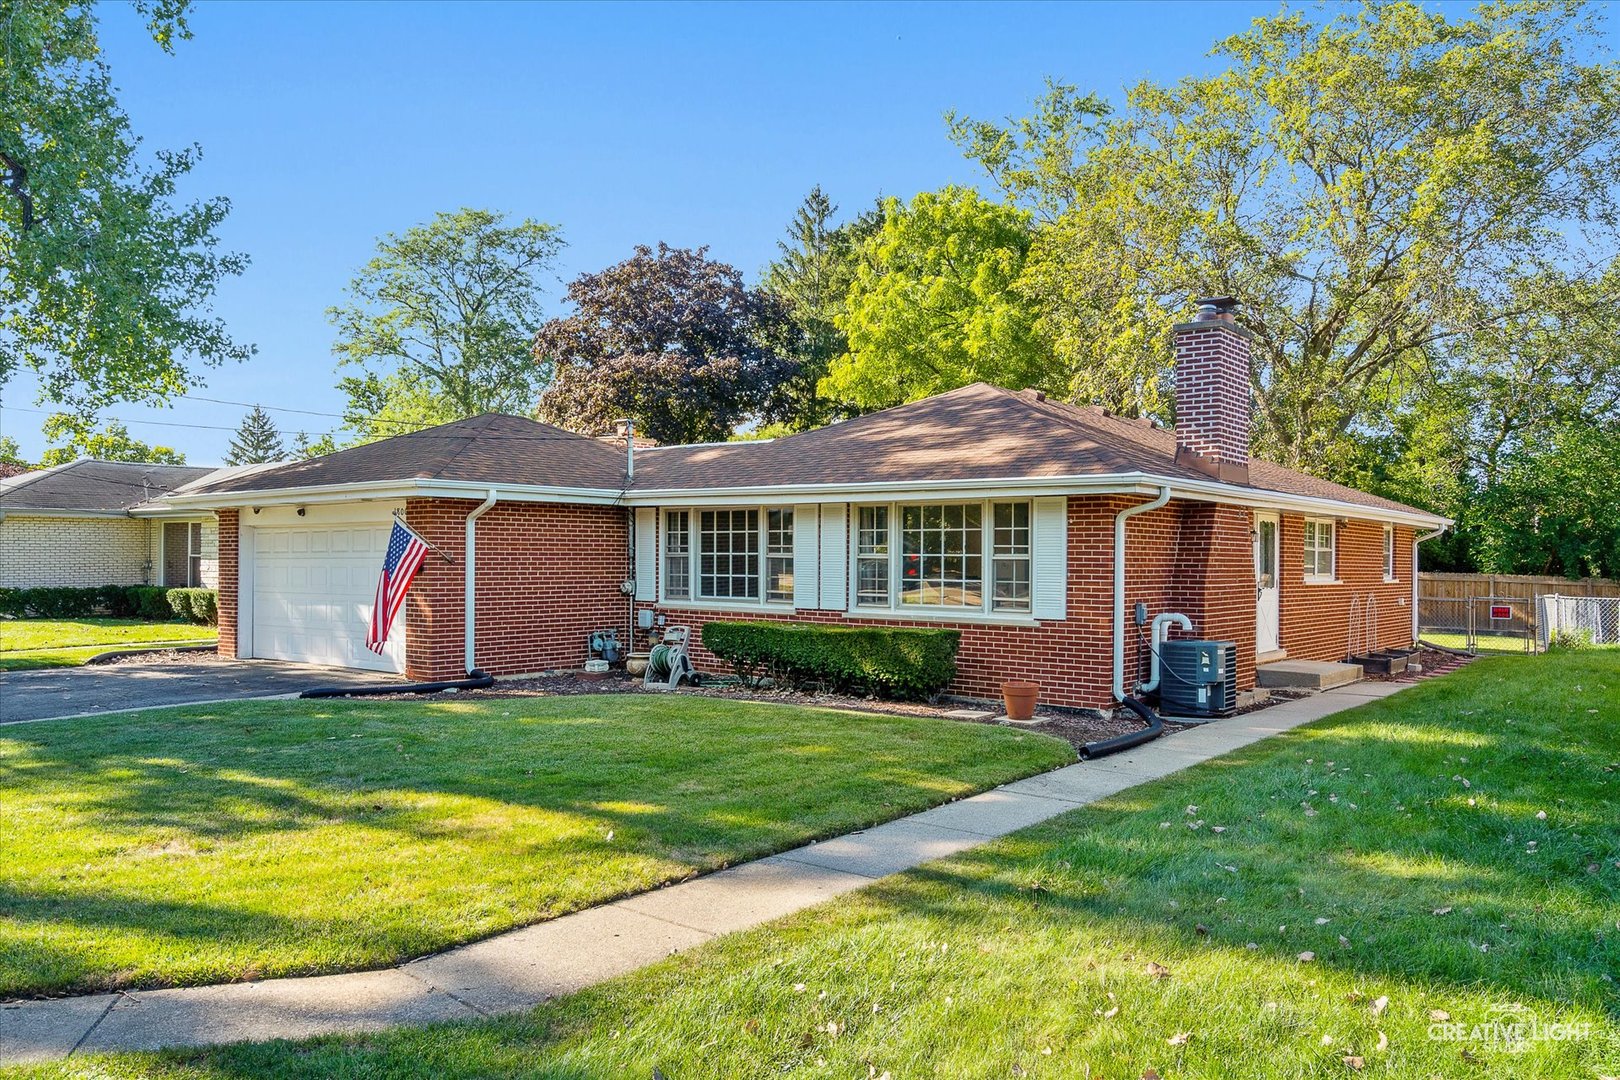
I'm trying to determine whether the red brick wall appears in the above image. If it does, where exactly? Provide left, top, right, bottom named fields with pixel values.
left=1173, top=502, right=1259, bottom=693
left=403, top=498, right=630, bottom=681
left=1173, top=320, right=1251, bottom=467
left=633, top=495, right=1261, bottom=712
left=1278, top=516, right=1415, bottom=661
left=206, top=492, right=1416, bottom=705
left=216, top=509, right=239, bottom=659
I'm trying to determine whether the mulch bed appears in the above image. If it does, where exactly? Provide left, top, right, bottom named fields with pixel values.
left=104, top=645, right=1474, bottom=754
left=386, top=672, right=1167, bottom=753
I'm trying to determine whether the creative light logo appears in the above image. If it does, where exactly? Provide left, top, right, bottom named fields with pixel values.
left=1427, top=1004, right=1591, bottom=1052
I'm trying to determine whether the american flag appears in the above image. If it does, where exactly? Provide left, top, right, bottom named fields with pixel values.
left=367, top=520, right=431, bottom=653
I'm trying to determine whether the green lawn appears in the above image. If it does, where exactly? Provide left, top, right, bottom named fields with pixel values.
left=0, top=694, right=1070, bottom=998
left=33, top=652, right=1618, bottom=1079
left=1419, top=629, right=1536, bottom=655
left=0, top=618, right=216, bottom=670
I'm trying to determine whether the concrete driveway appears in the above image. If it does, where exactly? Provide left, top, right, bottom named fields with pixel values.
left=0, top=659, right=405, bottom=724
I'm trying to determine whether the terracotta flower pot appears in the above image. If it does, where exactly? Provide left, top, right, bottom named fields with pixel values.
left=1001, top=680, right=1039, bottom=721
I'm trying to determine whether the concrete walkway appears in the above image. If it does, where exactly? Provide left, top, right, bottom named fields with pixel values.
left=0, top=680, right=1416, bottom=1065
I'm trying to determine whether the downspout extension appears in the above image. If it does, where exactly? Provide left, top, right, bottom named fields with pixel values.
left=465, top=489, right=499, bottom=676
left=1112, top=487, right=1171, bottom=703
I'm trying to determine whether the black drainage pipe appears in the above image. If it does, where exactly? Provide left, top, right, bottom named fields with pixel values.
left=1079, top=696, right=1165, bottom=760
left=299, top=669, right=494, bottom=699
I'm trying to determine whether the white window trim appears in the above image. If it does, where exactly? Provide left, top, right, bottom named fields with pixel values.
left=1382, top=523, right=1397, bottom=582
left=847, top=499, right=1037, bottom=621
left=1303, top=517, right=1338, bottom=584
left=659, top=506, right=796, bottom=610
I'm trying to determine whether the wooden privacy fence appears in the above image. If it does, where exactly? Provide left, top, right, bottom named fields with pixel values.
left=1418, top=573, right=1620, bottom=653
left=1420, top=573, right=1620, bottom=601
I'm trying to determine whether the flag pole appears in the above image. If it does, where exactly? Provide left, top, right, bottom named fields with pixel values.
left=392, top=509, right=456, bottom=564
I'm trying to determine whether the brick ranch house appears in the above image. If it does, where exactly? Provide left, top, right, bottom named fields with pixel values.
left=0, top=460, right=229, bottom=590
left=167, top=303, right=1450, bottom=711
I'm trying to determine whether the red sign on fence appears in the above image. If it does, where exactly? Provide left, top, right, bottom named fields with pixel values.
left=1489, top=604, right=1512, bottom=620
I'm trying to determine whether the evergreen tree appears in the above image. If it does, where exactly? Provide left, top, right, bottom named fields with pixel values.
left=762, top=187, right=884, bottom=430
left=224, top=406, right=286, bottom=465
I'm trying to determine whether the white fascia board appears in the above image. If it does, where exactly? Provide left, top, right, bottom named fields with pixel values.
left=154, top=468, right=1449, bottom=528
left=1159, top=476, right=1452, bottom=529
left=622, top=471, right=1451, bottom=527
left=162, top=478, right=629, bottom=510
left=0, top=508, right=134, bottom=520
left=623, top=475, right=1163, bottom=507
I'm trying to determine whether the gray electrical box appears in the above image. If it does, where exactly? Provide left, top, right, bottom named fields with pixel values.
left=1159, top=640, right=1237, bottom=718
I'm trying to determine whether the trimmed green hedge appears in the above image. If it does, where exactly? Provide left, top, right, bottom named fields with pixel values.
left=0, top=585, right=217, bottom=625
left=167, top=587, right=218, bottom=626
left=700, top=620, right=960, bottom=701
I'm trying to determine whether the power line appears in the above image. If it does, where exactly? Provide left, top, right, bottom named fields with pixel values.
left=0, top=404, right=631, bottom=444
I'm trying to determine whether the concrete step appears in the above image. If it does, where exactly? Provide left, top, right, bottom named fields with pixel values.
left=1256, top=659, right=1364, bottom=690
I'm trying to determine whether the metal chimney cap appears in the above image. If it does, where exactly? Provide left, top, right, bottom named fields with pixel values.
left=1195, top=295, right=1239, bottom=315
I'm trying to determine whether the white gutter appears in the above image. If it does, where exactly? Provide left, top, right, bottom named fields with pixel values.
left=159, top=469, right=1450, bottom=529
left=464, top=490, right=498, bottom=674
left=1113, top=486, right=1171, bottom=703
left=1411, top=525, right=1449, bottom=643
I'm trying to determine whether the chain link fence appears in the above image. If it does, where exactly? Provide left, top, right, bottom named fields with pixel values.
left=1539, top=594, right=1620, bottom=649
left=1417, top=595, right=1538, bottom=654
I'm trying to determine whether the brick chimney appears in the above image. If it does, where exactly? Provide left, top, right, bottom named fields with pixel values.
left=1172, top=296, right=1252, bottom=485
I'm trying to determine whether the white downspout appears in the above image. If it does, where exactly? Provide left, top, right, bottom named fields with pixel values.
left=1113, top=486, right=1171, bottom=703
left=465, top=489, right=498, bottom=674
left=1411, top=525, right=1447, bottom=644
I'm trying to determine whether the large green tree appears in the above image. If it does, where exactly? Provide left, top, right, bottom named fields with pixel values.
left=38, top=414, right=184, bottom=465
left=820, top=186, right=1044, bottom=412
left=1468, top=423, right=1620, bottom=579
left=329, top=208, right=564, bottom=441
left=951, top=2, right=1620, bottom=472
left=760, top=187, right=882, bottom=429
left=1, top=0, right=251, bottom=411
left=535, top=244, right=795, bottom=444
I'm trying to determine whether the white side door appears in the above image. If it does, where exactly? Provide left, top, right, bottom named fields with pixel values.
left=1254, top=512, right=1281, bottom=655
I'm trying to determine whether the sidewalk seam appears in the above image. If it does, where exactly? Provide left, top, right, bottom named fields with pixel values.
left=65, top=995, right=118, bottom=1059
left=398, top=969, right=492, bottom=1018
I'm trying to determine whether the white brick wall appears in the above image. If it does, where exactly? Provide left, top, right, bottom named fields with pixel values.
left=0, top=516, right=218, bottom=589
left=0, top=516, right=156, bottom=588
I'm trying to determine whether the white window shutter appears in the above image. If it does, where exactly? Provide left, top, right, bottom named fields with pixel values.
left=792, top=503, right=819, bottom=610
left=1031, top=496, right=1067, bottom=620
left=819, top=503, right=847, bottom=611
left=633, top=507, right=656, bottom=601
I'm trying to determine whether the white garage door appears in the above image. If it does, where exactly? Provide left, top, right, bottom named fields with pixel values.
left=251, top=522, right=405, bottom=673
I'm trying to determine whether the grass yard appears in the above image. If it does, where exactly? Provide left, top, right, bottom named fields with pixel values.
left=34, top=651, right=1619, bottom=1079
left=0, top=618, right=216, bottom=671
left=0, top=694, right=1070, bottom=999
left=1419, top=629, right=1536, bottom=655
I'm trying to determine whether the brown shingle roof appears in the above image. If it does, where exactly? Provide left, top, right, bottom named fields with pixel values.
left=176, top=386, right=1437, bottom=520
left=0, top=460, right=217, bottom=512
left=189, top=413, right=629, bottom=495
left=633, top=383, right=1430, bottom=516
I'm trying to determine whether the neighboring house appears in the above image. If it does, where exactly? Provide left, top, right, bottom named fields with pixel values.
left=170, top=300, right=1450, bottom=708
left=0, top=460, right=225, bottom=590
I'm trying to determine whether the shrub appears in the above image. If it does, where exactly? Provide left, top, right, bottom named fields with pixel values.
left=165, top=588, right=218, bottom=626
left=701, top=620, right=960, bottom=701
left=0, top=584, right=216, bottom=622
left=129, top=586, right=174, bottom=621
left=98, top=584, right=140, bottom=617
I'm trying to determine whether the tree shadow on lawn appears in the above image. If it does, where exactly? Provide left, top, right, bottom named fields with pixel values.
left=0, top=696, right=1067, bottom=996
left=0, top=696, right=1049, bottom=845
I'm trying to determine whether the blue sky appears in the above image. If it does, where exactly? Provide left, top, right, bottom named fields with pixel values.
left=3, top=0, right=1284, bottom=463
